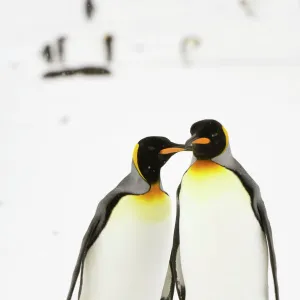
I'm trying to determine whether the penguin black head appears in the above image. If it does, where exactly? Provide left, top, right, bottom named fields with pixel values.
left=185, top=119, right=229, bottom=160
left=133, top=136, right=186, bottom=184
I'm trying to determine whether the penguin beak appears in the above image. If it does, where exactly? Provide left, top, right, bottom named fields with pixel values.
left=185, top=134, right=211, bottom=148
left=159, top=143, right=187, bottom=155
left=185, top=134, right=197, bottom=148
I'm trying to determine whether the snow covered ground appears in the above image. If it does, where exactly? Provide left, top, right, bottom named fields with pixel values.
left=1, top=1, right=300, bottom=300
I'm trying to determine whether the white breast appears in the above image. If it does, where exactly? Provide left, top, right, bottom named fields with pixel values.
left=179, top=163, right=269, bottom=300
left=80, top=193, right=173, bottom=300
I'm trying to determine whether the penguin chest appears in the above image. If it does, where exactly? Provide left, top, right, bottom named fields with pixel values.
left=179, top=161, right=268, bottom=300
left=81, top=189, right=173, bottom=300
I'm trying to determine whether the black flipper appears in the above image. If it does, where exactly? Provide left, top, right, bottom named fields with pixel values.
left=222, top=158, right=280, bottom=300
left=173, top=184, right=186, bottom=300
left=65, top=163, right=150, bottom=300
left=65, top=189, right=127, bottom=300
left=160, top=263, right=175, bottom=300
left=67, top=214, right=101, bottom=300
left=160, top=183, right=186, bottom=300
left=257, top=200, right=279, bottom=300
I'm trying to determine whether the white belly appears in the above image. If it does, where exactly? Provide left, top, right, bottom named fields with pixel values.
left=80, top=193, right=173, bottom=300
left=179, top=162, right=269, bottom=300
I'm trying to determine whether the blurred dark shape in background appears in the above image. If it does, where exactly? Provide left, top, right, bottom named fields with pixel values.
left=104, top=34, right=114, bottom=64
left=42, top=44, right=53, bottom=63
left=43, top=66, right=111, bottom=78
left=85, top=0, right=95, bottom=20
left=57, top=36, right=67, bottom=63
left=40, top=1, right=117, bottom=78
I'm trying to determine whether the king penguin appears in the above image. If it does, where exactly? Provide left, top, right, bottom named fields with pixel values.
left=65, top=136, right=186, bottom=300
left=165, top=119, right=279, bottom=300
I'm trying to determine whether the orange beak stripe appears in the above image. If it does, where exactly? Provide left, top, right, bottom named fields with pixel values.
left=192, top=137, right=211, bottom=145
left=159, top=147, right=185, bottom=155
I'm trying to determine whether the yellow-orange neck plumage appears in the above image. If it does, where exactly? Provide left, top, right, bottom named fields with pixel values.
left=111, top=183, right=170, bottom=222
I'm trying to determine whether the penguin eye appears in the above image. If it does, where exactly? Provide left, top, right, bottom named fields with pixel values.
left=212, top=133, right=218, bottom=138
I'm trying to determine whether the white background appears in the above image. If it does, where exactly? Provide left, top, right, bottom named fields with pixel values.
left=1, top=1, right=300, bottom=300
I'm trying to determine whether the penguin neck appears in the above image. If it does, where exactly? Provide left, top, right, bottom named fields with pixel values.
left=190, top=145, right=233, bottom=170
left=144, top=170, right=162, bottom=187
left=147, top=181, right=164, bottom=195
left=130, top=162, right=162, bottom=188
left=189, top=158, right=221, bottom=174
left=190, top=155, right=216, bottom=166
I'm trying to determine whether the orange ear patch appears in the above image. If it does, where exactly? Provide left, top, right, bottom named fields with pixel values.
left=193, top=137, right=211, bottom=144
left=159, top=147, right=184, bottom=154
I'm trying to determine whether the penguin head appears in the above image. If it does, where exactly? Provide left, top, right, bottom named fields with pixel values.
left=133, top=136, right=186, bottom=183
left=185, top=119, right=229, bottom=160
